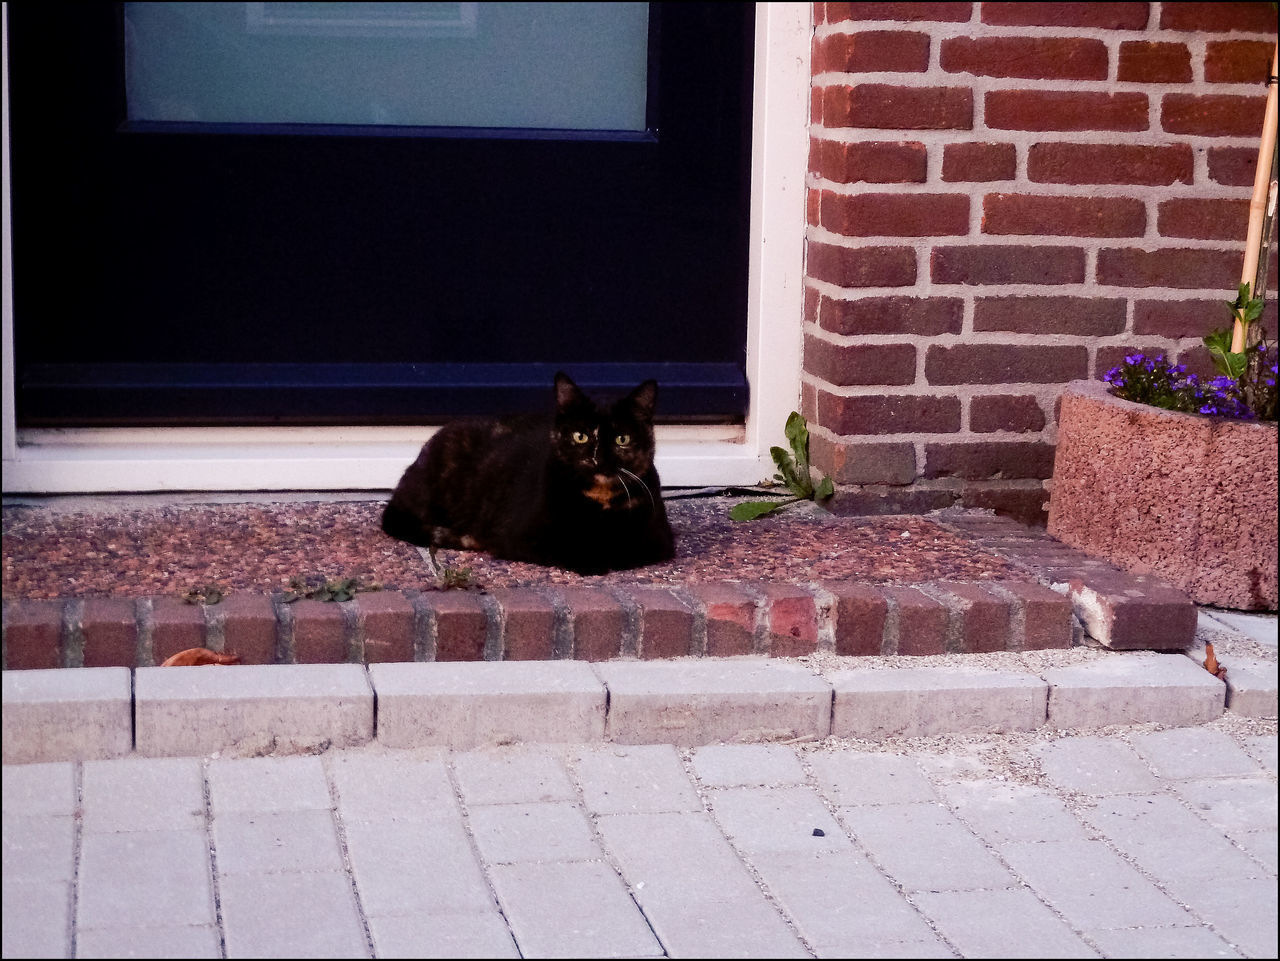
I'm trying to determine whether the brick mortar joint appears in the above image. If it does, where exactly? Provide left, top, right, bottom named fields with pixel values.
left=404, top=590, right=438, bottom=662
left=913, top=582, right=969, bottom=653
left=983, top=581, right=1030, bottom=652
left=479, top=594, right=503, bottom=662
left=540, top=588, right=576, bottom=661
left=668, top=586, right=710, bottom=658
left=604, top=586, right=642, bottom=659
left=339, top=600, right=364, bottom=665
left=880, top=590, right=901, bottom=656
left=202, top=602, right=228, bottom=657
left=271, top=595, right=296, bottom=665
left=805, top=582, right=839, bottom=655
left=134, top=597, right=155, bottom=668
left=729, top=582, right=772, bottom=656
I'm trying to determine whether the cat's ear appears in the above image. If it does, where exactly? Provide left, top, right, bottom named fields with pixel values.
left=554, top=371, right=587, bottom=411
left=625, top=379, right=658, bottom=420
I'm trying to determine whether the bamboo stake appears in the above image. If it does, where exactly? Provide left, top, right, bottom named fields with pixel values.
left=1234, top=44, right=1279, bottom=354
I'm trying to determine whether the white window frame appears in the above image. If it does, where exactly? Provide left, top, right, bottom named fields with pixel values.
left=1, top=3, right=810, bottom=493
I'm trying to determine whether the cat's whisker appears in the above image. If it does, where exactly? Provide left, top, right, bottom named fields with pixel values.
left=619, top=468, right=656, bottom=510
left=616, top=470, right=633, bottom=503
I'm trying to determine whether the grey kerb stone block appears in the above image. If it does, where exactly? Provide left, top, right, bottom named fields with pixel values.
left=134, top=663, right=373, bottom=757
left=2, top=666, right=133, bottom=764
left=831, top=667, right=1047, bottom=740
left=593, top=658, right=833, bottom=746
left=1043, top=653, right=1225, bottom=729
left=369, top=660, right=606, bottom=749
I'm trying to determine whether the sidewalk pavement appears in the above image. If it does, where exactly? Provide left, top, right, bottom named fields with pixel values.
left=3, top=612, right=1276, bottom=958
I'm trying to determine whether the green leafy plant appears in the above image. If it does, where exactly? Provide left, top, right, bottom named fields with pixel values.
left=729, top=412, right=834, bottom=521
left=1104, top=284, right=1277, bottom=423
left=437, top=565, right=475, bottom=590
left=1206, top=282, right=1265, bottom=380
left=181, top=584, right=225, bottom=605
left=280, top=575, right=381, bottom=603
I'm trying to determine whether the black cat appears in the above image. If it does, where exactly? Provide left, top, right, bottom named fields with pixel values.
left=381, top=372, right=676, bottom=575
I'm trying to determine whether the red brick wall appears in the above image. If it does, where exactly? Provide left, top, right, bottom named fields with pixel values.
left=804, top=1, right=1278, bottom=525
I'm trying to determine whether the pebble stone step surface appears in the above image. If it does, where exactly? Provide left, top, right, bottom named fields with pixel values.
left=1, top=515, right=1215, bottom=670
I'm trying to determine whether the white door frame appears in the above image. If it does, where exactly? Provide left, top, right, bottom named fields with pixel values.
left=1, top=3, right=810, bottom=493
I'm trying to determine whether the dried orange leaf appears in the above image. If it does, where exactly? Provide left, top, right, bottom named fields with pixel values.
left=161, top=648, right=242, bottom=667
left=1203, top=643, right=1227, bottom=680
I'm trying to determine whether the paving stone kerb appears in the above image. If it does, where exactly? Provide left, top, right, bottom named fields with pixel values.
left=371, top=661, right=605, bottom=750
left=2, top=516, right=1208, bottom=670
left=831, top=666, right=1046, bottom=740
left=134, top=663, right=374, bottom=758
left=1, top=666, right=132, bottom=764
left=596, top=660, right=833, bottom=746
left=0, top=653, right=1244, bottom=763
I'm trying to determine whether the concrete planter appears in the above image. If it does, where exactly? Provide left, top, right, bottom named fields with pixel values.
left=1048, top=379, right=1278, bottom=612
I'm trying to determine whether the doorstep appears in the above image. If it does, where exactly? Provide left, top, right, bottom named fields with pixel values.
left=2, top=515, right=1206, bottom=669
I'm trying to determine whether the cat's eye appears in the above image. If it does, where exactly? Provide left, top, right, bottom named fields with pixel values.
left=570, top=431, right=591, bottom=445
left=614, top=434, right=632, bottom=447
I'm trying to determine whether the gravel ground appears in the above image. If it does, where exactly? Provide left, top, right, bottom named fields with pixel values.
left=2, top=493, right=1032, bottom=601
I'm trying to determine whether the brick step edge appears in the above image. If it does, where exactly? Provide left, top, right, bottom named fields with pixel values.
left=3, top=578, right=1091, bottom=670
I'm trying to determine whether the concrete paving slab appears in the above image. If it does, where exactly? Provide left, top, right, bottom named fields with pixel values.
left=707, top=785, right=847, bottom=856
left=997, top=837, right=1196, bottom=932
left=1201, top=609, right=1278, bottom=648
left=367, top=911, right=520, bottom=960
left=572, top=743, right=702, bottom=815
left=134, top=663, right=373, bottom=757
left=330, top=752, right=459, bottom=821
left=1241, top=733, right=1278, bottom=773
left=689, top=743, right=808, bottom=787
left=940, top=780, right=1090, bottom=845
left=911, top=887, right=1097, bottom=958
left=1081, top=794, right=1266, bottom=890
left=1, top=760, right=76, bottom=816
left=1043, top=653, right=1224, bottom=729
left=467, top=801, right=602, bottom=864
left=370, top=660, right=605, bottom=749
left=75, top=924, right=223, bottom=959
left=830, top=665, right=1046, bottom=739
left=2, top=814, right=75, bottom=883
left=746, top=849, right=947, bottom=957
left=1129, top=727, right=1265, bottom=779
left=593, top=657, right=831, bottom=745
left=2, top=667, right=132, bottom=764
left=343, top=816, right=494, bottom=918
left=206, top=754, right=332, bottom=813
left=1171, top=876, right=1278, bottom=959
left=81, top=756, right=206, bottom=832
left=1171, top=778, right=1279, bottom=837
left=1034, top=736, right=1161, bottom=795
left=77, top=829, right=217, bottom=930
left=488, top=860, right=664, bottom=959
left=452, top=746, right=577, bottom=805
left=219, top=870, right=370, bottom=959
left=806, top=751, right=939, bottom=806
left=835, top=801, right=1015, bottom=893
left=1, top=878, right=72, bottom=959
left=213, top=809, right=346, bottom=875
left=1086, top=924, right=1244, bottom=960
